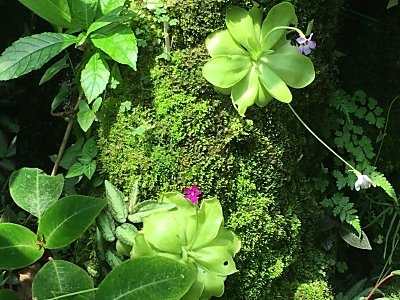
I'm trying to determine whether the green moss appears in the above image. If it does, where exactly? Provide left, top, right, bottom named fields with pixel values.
left=294, top=280, right=334, bottom=300
left=97, top=0, right=343, bottom=298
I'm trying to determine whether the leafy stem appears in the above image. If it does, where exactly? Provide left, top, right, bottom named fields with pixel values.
left=288, top=104, right=360, bottom=175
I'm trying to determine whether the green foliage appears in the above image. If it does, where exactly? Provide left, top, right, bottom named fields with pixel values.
left=293, top=280, right=334, bottom=300
left=32, top=260, right=95, bottom=300
left=66, top=137, right=99, bottom=180
left=202, top=2, right=315, bottom=116
left=96, top=256, right=197, bottom=300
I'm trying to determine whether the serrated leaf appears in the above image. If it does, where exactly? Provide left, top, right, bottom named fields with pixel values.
left=83, top=160, right=96, bottom=179
left=105, top=249, right=124, bottom=269
left=365, top=111, right=376, bottom=125
left=18, top=0, right=73, bottom=28
left=128, top=201, right=176, bottom=223
left=0, top=33, right=77, bottom=81
left=0, top=223, right=44, bottom=269
left=66, top=161, right=85, bottom=178
left=38, top=195, right=106, bottom=249
left=32, top=260, right=95, bottom=300
left=128, top=180, right=139, bottom=213
left=105, top=180, right=128, bottom=223
left=371, top=172, right=397, bottom=202
left=68, top=0, right=98, bottom=30
left=115, top=223, right=138, bottom=246
left=339, top=224, right=372, bottom=250
left=97, top=210, right=116, bottom=242
left=91, top=24, right=138, bottom=70
left=77, top=100, right=96, bottom=132
left=39, top=54, right=69, bottom=85
left=81, top=52, right=110, bottom=103
left=9, top=168, right=64, bottom=218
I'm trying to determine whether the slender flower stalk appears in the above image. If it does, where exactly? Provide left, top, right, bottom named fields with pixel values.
left=288, top=104, right=364, bottom=178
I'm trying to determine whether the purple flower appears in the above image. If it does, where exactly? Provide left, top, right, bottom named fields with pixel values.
left=355, top=174, right=372, bottom=191
left=183, top=185, right=201, bottom=203
left=296, top=33, right=316, bottom=56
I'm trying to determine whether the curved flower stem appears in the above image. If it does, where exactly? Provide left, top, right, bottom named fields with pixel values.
left=288, top=104, right=360, bottom=175
left=264, top=25, right=305, bottom=41
left=365, top=273, right=394, bottom=300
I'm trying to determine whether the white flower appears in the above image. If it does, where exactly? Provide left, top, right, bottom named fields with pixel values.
left=355, top=174, right=372, bottom=191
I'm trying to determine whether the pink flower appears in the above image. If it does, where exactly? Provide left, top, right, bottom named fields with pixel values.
left=183, top=185, right=201, bottom=203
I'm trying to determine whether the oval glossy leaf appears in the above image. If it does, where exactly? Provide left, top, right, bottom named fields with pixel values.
left=83, top=160, right=97, bottom=180
left=256, top=60, right=292, bottom=103
left=77, top=100, right=96, bottom=132
left=205, top=30, right=247, bottom=57
left=0, top=33, right=77, bottom=81
left=202, top=55, right=251, bottom=89
left=38, top=195, right=107, bottom=249
left=18, top=0, right=73, bottom=28
left=0, top=223, right=44, bottom=269
left=32, top=260, right=94, bottom=300
left=226, top=6, right=260, bottom=53
left=231, top=66, right=259, bottom=117
left=68, top=0, right=98, bottom=30
left=81, top=52, right=110, bottom=103
left=96, top=256, right=196, bottom=300
left=0, top=289, right=19, bottom=300
left=105, top=180, right=128, bottom=223
left=261, top=2, right=297, bottom=50
left=39, top=53, right=69, bottom=85
left=9, top=168, right=64, bottom=218
left=91, top=24, right=138, bottom=70
left=265, top=53, right=315, bottom=88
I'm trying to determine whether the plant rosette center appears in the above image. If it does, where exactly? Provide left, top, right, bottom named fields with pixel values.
left=202, top=2, right=315, bottom=116
left=130, top=192, right=241, bottom=300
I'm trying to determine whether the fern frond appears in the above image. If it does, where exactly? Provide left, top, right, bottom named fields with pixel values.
left=371, top=171, right=397, bottom=202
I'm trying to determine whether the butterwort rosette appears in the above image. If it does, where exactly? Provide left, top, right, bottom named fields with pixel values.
left=202, top=2, right=315, bottom=116
left=130, top=192, right=241, bottom=300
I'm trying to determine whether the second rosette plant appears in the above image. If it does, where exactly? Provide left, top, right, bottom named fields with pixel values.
left=202, top=2, right=315, bottom=116
left=130, top=192, right=241, bottom=300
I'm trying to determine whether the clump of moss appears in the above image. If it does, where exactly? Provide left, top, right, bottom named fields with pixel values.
left=97, top=0, right=343, bottom=298
left=294, top=280, right=334, bottom=300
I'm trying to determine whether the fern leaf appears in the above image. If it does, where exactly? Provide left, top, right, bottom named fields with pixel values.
left=371, top=171, right=397, bottom=202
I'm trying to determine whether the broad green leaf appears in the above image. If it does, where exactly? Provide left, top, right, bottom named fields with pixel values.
left=88, top=7, right=128, bottom=36
left=51, top=81, right=69, bottom=113
left=9, top=168, right=64, bottom=218
left=231, top=66, right=259, bottom=116
left=83, top=160, right=97, bottom=179
left=57, top=138, right=84, bottom=170
left=96, top=256, right=196, bottom=300
left=0, top=289, right=19, bottom=300
left=97, top=210, right=116, bottom=242
left=128, top=200, right=176, bottom=223
left=255, top=82, right=273, bottom=107
left=66, top=161, right=85, bottom=178
left=81, top=52, right=110, bottom=103
left=205, top=30, right=247, bottom=57
left=18, top=0, right=73, bottom=28
left=256, top=60, right=292, bottom=103
left=77, top=99, right=96, bottom=132
left=38, top=195, right=106, bottom=249
left=110, top=63, right=122, bottom=89
left=82, top=137, right=98, bottom=160
left=98, top=0, right=126, bottom=16
left=32, top=260, right=95, bottom=300
left=39, top=54, right=69, bottom=85
left=339, top=224, right=372, bottom=250
left=105, top=180, right=128, bottom=223
left=226, top=6, right=260, bottom=54
left=68, top=0, right=98, bottom=30
left=115, top=223, right=138, bottom=246
left=0, top=33, right=77, bottom=81
left=261, top=2, right=297, bottom=50
left=91, top=24, right=138, bottom=70
left=92, top=97, right=103, bottom=113
left=265, top=53, right=315, bottom=88
left=202, top=55, right=251, bottom=88
left=0, top=223, right=44, bottom=269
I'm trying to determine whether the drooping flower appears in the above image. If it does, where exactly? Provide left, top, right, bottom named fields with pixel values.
left=183, top=185, right=201, bottom=203
left=355, top=174, right=372, bottom=191
left=296, top=33, right=316, bottom=55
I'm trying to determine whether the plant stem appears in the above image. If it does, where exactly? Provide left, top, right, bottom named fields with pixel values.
left=44, top=287, right=99, bottom=299
left=287, top=104, right=359, bottom=174
left=366, top=273, right=394, bottom=300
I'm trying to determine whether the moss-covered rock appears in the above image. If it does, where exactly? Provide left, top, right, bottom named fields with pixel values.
left=97, top=0, right=343, bottom=298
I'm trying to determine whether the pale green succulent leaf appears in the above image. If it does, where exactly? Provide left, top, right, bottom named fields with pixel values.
left=256, top=60, right=292, bottom=103
left=249, top=3, right=263, bottom=41
left=265, top=53, right=315, bottom=88
left=213, top=86, right=231, bottom=96
left=205, top=30, right=247, bottom=57
left=131, top=234, right=155, bottom=257
left=202, top=55, right=251, bottom=88
left=261, top=2, right=297, bottom=50
left=197, top=266, right=226, bottom=299
left=255, top=82, right=273, bottom=107
left=226, top=6, right=261, bottom=54
left=231, top=66, right=259, bottom=117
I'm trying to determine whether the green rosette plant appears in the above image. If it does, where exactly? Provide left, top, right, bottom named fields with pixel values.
left=130, top=192, right=241, bottom=300
left=202, top=2, right=315, bottom=116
